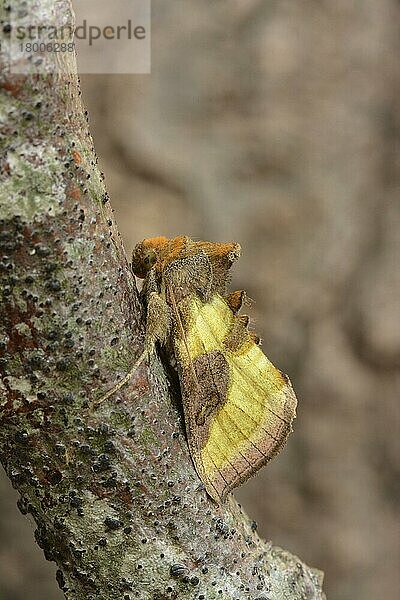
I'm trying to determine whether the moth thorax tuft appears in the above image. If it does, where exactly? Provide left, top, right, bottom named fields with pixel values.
left=227, top=244, right=241, bottom=263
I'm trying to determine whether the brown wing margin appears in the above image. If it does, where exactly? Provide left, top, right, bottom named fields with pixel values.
left=165, top=283, right=215, bottom=491
left=166, top=283, right=199, bottom=388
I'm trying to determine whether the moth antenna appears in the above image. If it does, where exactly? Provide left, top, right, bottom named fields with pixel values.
left=95, top=349, right=148, bottom=405
left=227, top=244, right=241, bottom=264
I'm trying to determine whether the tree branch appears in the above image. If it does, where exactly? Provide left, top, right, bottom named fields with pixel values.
left=0, top=1, right=325, bottom=598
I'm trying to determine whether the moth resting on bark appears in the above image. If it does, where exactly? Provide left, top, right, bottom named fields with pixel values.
left=101, top=236, right=297, bottom=503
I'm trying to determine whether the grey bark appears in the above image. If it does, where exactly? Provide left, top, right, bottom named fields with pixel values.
left=0, top=1, right=325, bottom=598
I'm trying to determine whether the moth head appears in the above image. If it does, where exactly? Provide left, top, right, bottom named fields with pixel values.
left=131, top=236, right=168, bottom=278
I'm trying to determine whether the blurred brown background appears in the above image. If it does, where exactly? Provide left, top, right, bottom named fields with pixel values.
left=1, top=1, right=399, bottom=599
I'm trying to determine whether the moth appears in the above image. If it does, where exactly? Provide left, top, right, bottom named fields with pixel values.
left=100, top=236, right=297, bottom=503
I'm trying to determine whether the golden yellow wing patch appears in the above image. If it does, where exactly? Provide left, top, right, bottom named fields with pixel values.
left=174, top=294, right=297, bottom=502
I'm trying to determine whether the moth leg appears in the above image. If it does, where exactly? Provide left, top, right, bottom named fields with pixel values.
left=95, top=291, right=171, bottom=405
left=145, top=290, right=172, bottom=349
left=95, top=349, right=148, bottom=405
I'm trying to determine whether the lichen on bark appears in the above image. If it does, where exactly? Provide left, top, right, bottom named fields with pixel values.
left=0, top=1, right=325, bottom=598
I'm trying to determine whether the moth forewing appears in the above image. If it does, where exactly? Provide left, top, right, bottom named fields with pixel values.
left=169, top=290, right=297, bottom=502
